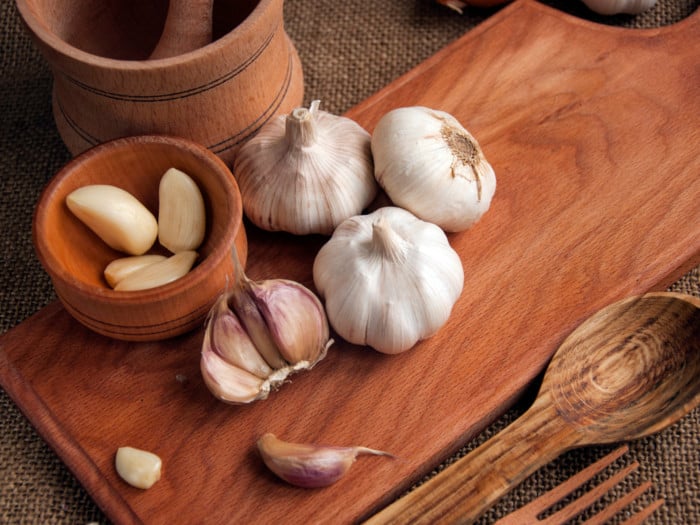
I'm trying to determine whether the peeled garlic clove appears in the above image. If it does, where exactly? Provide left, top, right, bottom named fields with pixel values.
left=158, top=167, right=206, bottom=253
left=581, top=0, right=656, bottom=15
left=247, top=279, right=330, bottom=364
left=234, top=100, right=377, bottom=235
left=313, top=207, right=464, bottom=354
left=200, top=348, right=268, bottom=403
left=114, top=250, right=197, bottom=291
left=115, top=446, right=162, bottom=489
left=371, top=106, right=496, bottom=232
left=66, top=184, right=158, bottom=255
left=104, top=254, right=167, bottom=288
left=205, top=294, right=273, bottom=378
left=257, top=433, right=393, bottom=488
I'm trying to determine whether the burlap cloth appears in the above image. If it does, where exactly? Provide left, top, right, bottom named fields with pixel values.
left=1, top=0, right=698, bottom=523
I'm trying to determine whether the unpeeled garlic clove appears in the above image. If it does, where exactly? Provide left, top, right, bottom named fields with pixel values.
left=257, top=433, right=394, bottom=488
left=157, top=167, right=206, bottom=253
left=200, top=348, right=268, bottom=404
left=66, top=184, right=158, bottom=255
left=114, top=250, right=198, bottom=291
left=115, top=446, right=162, bottom=489
left=104, top=254, right=167, bottom=288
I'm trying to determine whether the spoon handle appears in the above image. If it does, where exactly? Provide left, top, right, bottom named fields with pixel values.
left=366, top=392, right=582, bottom=524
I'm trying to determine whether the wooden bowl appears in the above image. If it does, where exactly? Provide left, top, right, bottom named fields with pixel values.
left=14, top=0, right=304, bottom=166
left=32, top=135, right=248, bottom=342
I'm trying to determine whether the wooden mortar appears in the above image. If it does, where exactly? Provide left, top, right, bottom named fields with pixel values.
left=15, top=0, right=304, bottom=165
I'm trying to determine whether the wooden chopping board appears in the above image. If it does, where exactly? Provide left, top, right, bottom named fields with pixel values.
left=1, top=1, right=699, bottom=523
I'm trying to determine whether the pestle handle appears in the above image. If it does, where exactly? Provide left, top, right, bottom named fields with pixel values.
left=365, top=392, right=582, bottom=524
left=149, top=0, right=214, bottom=59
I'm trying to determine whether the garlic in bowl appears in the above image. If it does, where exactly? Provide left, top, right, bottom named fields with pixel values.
left=32, top=135, right=247, bottom=342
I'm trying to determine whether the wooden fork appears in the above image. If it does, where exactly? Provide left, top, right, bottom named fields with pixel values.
left=494, top=445, right=664, bottom=525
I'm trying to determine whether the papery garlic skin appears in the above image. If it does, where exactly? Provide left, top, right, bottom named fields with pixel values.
left=313, top=207, right=464, bottom=354
left=581, top=0, right=656, bottom=14
left=234, top=100, right=377, bottom=235
left=257, top=433, right=393, bottom=488
left=371, top=106, right=496, bottom=232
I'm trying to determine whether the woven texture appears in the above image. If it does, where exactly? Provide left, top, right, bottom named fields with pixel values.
left=1, top=0, right=698, bottom=523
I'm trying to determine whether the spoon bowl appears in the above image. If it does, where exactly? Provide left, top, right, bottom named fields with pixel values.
left=367, top=292, right=700, bottom=524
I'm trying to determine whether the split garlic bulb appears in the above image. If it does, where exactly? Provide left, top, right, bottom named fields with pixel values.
left=200, top=249, right=333, bottom=404
left=234, top=100, right=377, bottom=235
left=371, top=106, right=496, bottom=233
left=313, top=207, right=464, bottom=354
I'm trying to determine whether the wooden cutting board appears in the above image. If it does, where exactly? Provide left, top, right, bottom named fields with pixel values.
left=1, top=2, right=699, bottom=523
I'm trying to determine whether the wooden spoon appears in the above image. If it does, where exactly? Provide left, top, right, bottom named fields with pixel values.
left=149, top=0, right=214, bottom=59
left=366, top=292, right=700, bottom=524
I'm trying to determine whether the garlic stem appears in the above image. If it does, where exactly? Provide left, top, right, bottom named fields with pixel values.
left=371, top=217, right=408, bottom=264
left=285, top=100, right=321, bottom=147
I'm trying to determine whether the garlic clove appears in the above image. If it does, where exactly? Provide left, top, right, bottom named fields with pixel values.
left=104, top=254, right=167, bottom=288
left=204, top=294, right=274, bottom=378
left=257, top=433, right=394, bottom=488
left=200, top=348, right=268, bottom=404
left=114, top=250, right=198, bottom=291
left=157, top=167, right=206, bottom=253
left=247, top=278, right=330, bottom=364
left=66, top=184, right=158, bottom=255
left=581, top=0, right=656, bottom=15
left=115, top=446, right=162, bottom=489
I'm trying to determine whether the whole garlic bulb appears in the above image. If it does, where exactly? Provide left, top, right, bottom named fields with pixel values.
left=313, top=207, right=464, bottom=354
left=581, top=0, right=656, bottom=15
left=234, top=100, right=377, bottom=235
left=371, top=106, right=496, bottom=232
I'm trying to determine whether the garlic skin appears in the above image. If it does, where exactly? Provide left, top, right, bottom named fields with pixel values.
left=200, top=250, right=333, bottom=404
left=313, top=207, right=464, bottom=354
left=581, top=0, right=656, bottom=15
left=234, top=100, right=377, bottom=235
left=371, top=106, right=496, bottom=232
left=66, top=184, right=158, bottom=255
left=257, top=433, right=393, bottom=488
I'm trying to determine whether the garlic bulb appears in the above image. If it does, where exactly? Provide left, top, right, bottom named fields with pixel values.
left=371, top=106, right=496, bottom=232
left=581, top=0, right=656, bottom=14
left=200, top=249, right=333, bottom=404
left=234, top=100, right=377, bottom=235
left=257, top=433, right=394, bottom=488
left=313, top=207, right=464, bottom=354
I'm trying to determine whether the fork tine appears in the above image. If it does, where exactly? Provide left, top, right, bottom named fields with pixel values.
left=494, top=446, right=629, bottom=525
left=619, top=497, right=665, bottom=525
left=545, top=461, right=640, bottom=524
left=580, top=479, right=652, bottom=524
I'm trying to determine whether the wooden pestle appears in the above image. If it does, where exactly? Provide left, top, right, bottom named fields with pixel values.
left=149, top=0, right=215, bottom=59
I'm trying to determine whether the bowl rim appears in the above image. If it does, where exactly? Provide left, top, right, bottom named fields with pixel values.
left=15, top=0, right=278, bottom=70
left=32, top=134, right=243, bottom=305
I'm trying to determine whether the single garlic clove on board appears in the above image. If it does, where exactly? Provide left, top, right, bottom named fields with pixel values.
left=200, top=248, right=333, bottom=404
left=66, top=184, right=158, bottom=255
left=157, top=167, right=206, bottom=253
left=104, top=254, right=167, bottom=288
left=115, top=446, right=162, bottom=489
left=581, top=0, right=656, bottom=15
left=114, top=250, right=198, bottom=291
left=257, top=433, right=394, bottom=488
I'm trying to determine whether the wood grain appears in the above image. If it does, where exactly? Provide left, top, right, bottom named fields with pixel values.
left=1, top=1, right=699, bottom=524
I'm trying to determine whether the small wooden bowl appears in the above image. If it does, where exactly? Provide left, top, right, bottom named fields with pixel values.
left=33, top=135, right=248, bottom=341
